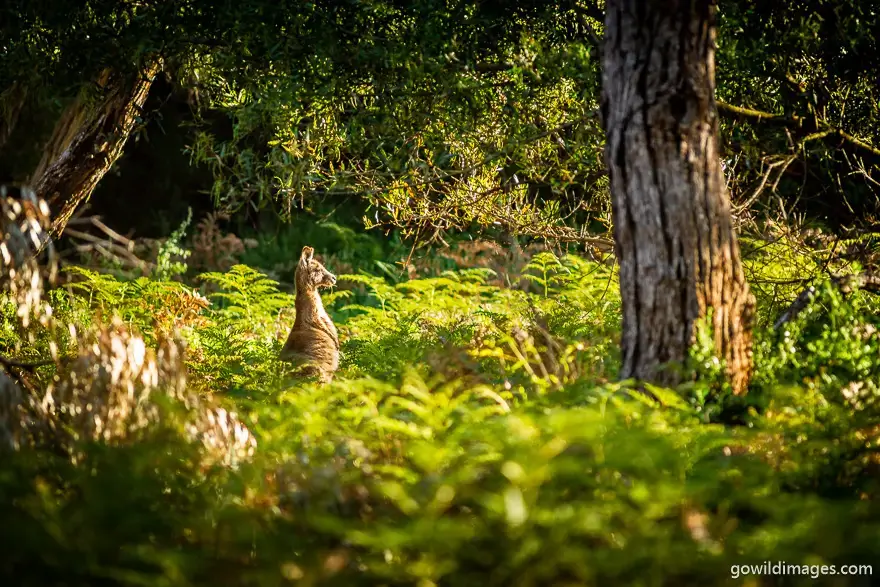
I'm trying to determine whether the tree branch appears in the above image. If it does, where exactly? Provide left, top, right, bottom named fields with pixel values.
left=716, top=100, right=801, bottom=124
left=774, top=273, right=880, bottom=330
left=716, top=100, right=880, bottom=158
left=567, top=1, right=604, bottom=53
left=0, top=354, right=57, bottom=372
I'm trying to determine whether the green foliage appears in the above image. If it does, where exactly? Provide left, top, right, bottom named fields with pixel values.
left=154, top=208, right=192, bottom=281
left=236, top=216, right=403, bottom=285
left=715, top=1, right=880, bottom=228
left=2, top=0, right=607, bottom=244
left=199, top=265, right=292, bottom=325
left=682, top=311, right=733, bottom=418
left=521, top=251, right=569, bottom=297
left=62, top=266, right=206, bottom=343
left=188, top=265, right=295, bottom=395
left=754, top=281, right=880, bottom=409
left=5, top=241, right=880, bottom=585
left=5, top=0, right=880, bottom=581
left=3, top=0, right=879, bottom=256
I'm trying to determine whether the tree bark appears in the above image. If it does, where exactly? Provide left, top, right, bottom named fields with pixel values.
left=29, top=59, right=162, bottom=237
left=601, top=0, right=755, bottom=394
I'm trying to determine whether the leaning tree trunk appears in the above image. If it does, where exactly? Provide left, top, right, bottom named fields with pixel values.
left=601, top=0, right=755, bottom=394
left=30, top=58, right=162, bottom=237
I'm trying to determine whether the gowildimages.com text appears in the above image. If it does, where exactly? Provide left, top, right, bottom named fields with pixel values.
left=731, top=562, right=872, bottom=580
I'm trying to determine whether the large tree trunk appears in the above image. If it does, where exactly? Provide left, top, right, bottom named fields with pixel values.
left=30, top=59, right=162, bottom=237
left=601, top=0, right=755, bottom=394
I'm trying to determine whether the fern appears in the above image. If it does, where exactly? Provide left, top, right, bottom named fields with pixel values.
left=521, top=251, right=570, bottom=297
left=338, top=272, right=403, bottom=314
left=6, top=241, right=880, bottom=586
left=199, top=265, right=293, bottom=324
left=63, top=267, right=208, bottom=340
left=154, top=208, right=193, bottom=281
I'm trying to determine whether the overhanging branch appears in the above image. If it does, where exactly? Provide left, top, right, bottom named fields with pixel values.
left=716, top=100, right=797, bottom=124
left=716, top=100, right=880, bottom=158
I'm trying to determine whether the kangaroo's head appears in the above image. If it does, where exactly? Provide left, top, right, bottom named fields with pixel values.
left=296, top=246, right=336, bottom=292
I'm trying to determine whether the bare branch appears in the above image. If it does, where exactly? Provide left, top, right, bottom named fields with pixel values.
left=65, top=227, right=154, bottom=271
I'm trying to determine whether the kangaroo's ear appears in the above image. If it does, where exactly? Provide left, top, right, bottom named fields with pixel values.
left=300, top=246, right=314, bottom=265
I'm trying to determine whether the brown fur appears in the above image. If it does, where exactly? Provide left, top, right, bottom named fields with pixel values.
left=279, top=246, right=339, bottom=383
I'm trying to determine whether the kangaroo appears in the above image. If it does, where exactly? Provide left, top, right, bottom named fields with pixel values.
left=280, top=246, right=340, bottom=383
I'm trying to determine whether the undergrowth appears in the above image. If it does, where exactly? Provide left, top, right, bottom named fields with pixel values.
left=3, top=227, right=880, bottom=586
